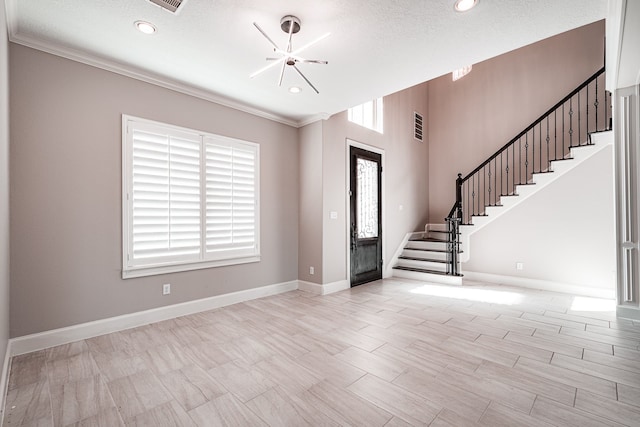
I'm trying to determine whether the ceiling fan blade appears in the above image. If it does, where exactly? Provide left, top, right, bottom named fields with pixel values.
left=302, top=60, right=328, bottom=65
left=292, top=64, right=320, bottom=94
left=290, top=32, right=331, bottom=57
left=250, top=58, right=284, bottom=78
left=253, top=22, right=281, bottom=51
left=286, top=18, right=294, bottom=53
left=277, top=60, right=286, bottom=87
left=266, top=57, right=281, bottom=61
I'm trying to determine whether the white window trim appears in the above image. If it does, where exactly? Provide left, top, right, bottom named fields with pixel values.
left=122, top=115, right=260, bottom=279
left=348, top=97, right=384, bottom=134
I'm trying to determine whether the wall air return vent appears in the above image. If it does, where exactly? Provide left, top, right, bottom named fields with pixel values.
left=146, top=0, right=186, bottom=14
left=414, top=111, right=424, bottom=142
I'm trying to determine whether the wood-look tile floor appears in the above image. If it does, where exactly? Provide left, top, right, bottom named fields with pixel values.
left=3, top=278, right=640, bottom=426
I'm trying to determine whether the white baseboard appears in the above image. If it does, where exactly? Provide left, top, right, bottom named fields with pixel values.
left=297, top=280, right=324, bottom=294
left=463, top=271, right=616, bottom=299
left=298, top=279, right=349, bottom=295
left=0, top=341, right=11, bottom=425
left=323, top=280, right=350, bottom=294
left=9, top=280, right=298, bottom=356
left=617, top=305, right=640, bottom=321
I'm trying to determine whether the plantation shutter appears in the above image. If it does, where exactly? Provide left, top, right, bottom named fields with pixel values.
left=130, top=125, right=201, bottom=262
left=205, top=137, right=257, bottom=257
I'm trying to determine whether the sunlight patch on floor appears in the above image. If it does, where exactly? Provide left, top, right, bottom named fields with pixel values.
left=570, top=296, right=616, bottom=312
left=409, top=284, right=524, bottom=305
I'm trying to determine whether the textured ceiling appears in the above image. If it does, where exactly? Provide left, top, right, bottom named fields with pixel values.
left=5, top=0, right=608, bottom=126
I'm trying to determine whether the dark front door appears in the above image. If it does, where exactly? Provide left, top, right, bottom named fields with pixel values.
left=349, top=146, right=382, bottom=287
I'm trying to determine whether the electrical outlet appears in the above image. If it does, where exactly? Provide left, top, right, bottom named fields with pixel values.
left=516, top=262, right=524, bottom=271
left=309, top=266, right=314, bottom=275
left=162, top=283, right=171, bottom=295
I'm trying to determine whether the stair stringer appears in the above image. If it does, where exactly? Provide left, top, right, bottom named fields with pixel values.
left=385, top=231, right=422, bottom=278
left=459, top=131, right=613, bottom=263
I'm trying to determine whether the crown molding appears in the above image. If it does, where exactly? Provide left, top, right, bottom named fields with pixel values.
left=297, top=112, right=331, bottom=127
left=4, top=0, right=17, bottom=37
left=9, top=33, right=300, bottom=128
left=5, top=0, right=304, bottom=128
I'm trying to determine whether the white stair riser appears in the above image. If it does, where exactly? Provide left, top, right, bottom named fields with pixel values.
left=393, top=269, right=463, bottom=285
left=406, top=241, right=448, bottom=251
left=397, top=259, right=448, bottom=271
left=402, top=249, right=448, bottom=261
left=427, top=231, right=451, bottom=240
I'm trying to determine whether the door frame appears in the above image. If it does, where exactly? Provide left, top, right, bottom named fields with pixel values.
left=345, top=139, right=386, bottom=286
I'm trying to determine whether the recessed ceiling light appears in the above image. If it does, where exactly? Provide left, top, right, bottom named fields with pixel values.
left=289, top=86, right=302, bottom=94
left=454, top=0, right=478, bottom=12
left=135, top=21, right=157, bottom=35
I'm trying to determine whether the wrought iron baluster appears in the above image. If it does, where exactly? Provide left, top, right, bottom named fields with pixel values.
left=593, top=74, right=598, bottom=130
left=539, top=123, right=542, bottom=172
left=500, top=152, right=503, bottom=197
left=537, top=123, right=541, bottom=172
left=466, top=180, right=473, bottom=224
left=585, top=82, right=598, bottom=139
left=562, top=103, right=565, bottom=157
left=518, top=138, right=521, bottom=185
left=493, top=158, right=502, bottom=205
left=506, top=148, right=509, bottom=195
left=525, top=133, right=529, bottom=183
left=546, top=117, right=550, bottom=170
left=569, top=97, right=574, bottom=148
left=472, top=175, right=475, bottom=216
left=532, top=125, right=536, bottom=173
left=578, top=91, right=581, bottom=145
left=483, top=166, right=486, bottom=213
left=485, top=162, right=492, bottom=206
left=554, top=110, right=557, bottom=161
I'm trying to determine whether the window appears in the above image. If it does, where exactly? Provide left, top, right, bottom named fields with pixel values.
left=122, top=115, right=260, bottom=278
left=348, top=97, right=384, bottom=133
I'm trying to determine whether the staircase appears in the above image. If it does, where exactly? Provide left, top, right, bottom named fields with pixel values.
left=391, top=66, right=612, bottom=285
left=392, top=225, right=463, bottom=285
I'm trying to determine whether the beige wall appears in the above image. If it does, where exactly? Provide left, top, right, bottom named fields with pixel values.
left=320, top=83, right=430, bottom=284
left=9, top=44, right=299, bottom=337
left=298, top=121, right=323, bottom=284
left=463, top=143, right=615, bottom=292
left=1, top=0, right=10, bottom=359
left=428, top=21, right=605, bottom=221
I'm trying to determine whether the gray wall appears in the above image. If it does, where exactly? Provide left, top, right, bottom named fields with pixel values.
left=1, top=0, right=10, bottom=359
left=428, top=21, right=606, bottom=221
left=298, top=121, right=323, bottom=284
left=320, top=83, right=430, bottom=284
left=9, top=44, right=299, bottom=337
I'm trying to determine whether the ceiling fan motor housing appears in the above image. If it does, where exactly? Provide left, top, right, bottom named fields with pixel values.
left=280, top=15, right=301, bottom=34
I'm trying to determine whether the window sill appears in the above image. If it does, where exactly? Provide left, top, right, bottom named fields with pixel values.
left=122, top=255, right=261, bottom=279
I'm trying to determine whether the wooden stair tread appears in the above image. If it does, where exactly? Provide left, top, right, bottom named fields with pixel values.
left=409, top=237, right=450, bottom=243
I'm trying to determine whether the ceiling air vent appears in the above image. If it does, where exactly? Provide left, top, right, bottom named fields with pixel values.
left=146, top=0, right=186, bottom=14
left=414, top=112, right=424, bottom=142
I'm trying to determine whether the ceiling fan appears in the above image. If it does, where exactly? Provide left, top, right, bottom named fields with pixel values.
left=251, top=15, right=330, bottom=94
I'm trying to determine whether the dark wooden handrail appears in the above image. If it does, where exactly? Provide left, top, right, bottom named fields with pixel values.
left=462, top=67, right=605, bottom=182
